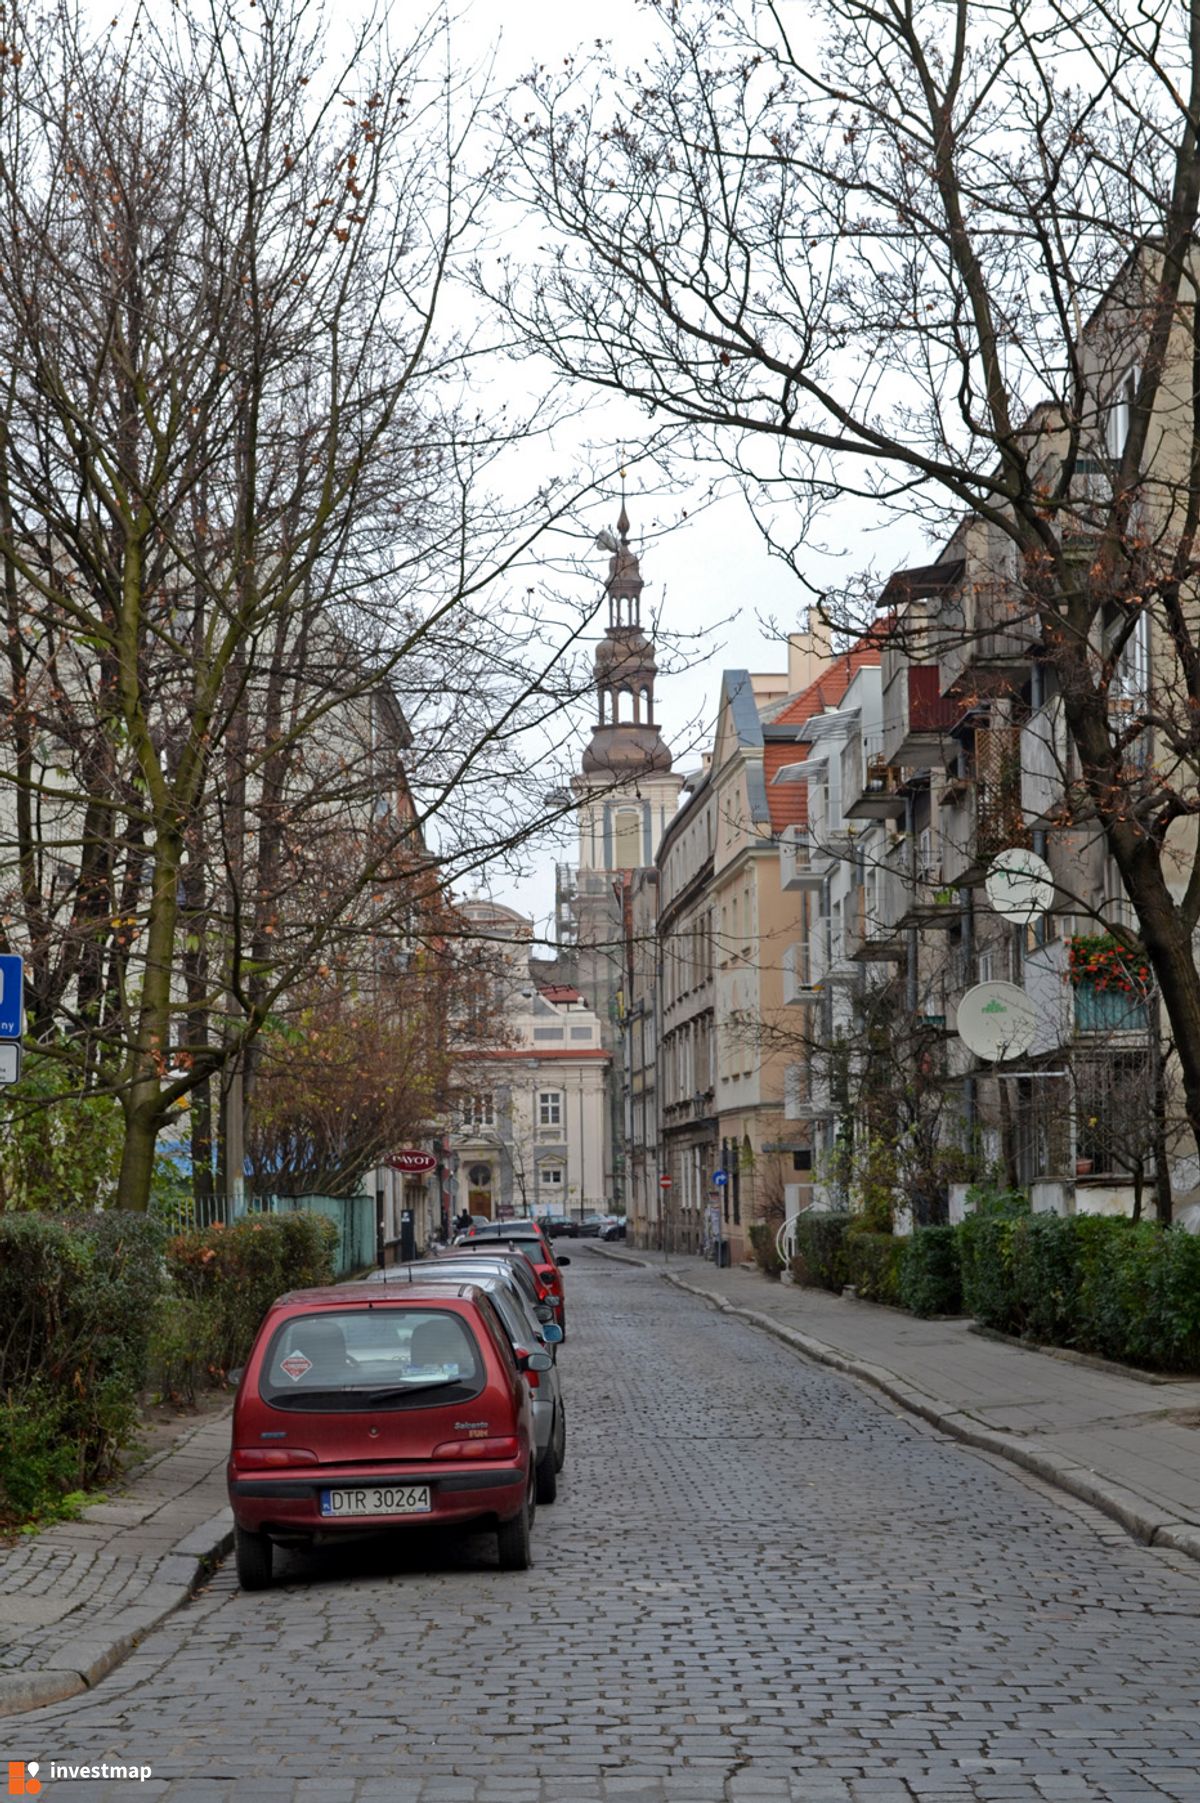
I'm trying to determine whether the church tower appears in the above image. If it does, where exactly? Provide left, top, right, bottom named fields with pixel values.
left=555, top=504, right=683, bottom=1209
left=573, top=503, right=682, bottom=876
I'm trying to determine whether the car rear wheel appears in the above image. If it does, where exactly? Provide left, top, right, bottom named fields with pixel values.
left=496, top=1475, right=534, bottom=1570
left=235, top=1525, right=273, bottom=1591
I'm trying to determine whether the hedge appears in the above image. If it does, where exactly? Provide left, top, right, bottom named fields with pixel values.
left=0, top=1212, right=168, bottom=1514
left=764, top=1203, right=1200, bottom=1372
left=899, top=1225, right=962, bottom=1317
left=789, top=1213, right=852, bottom=1291
left=748, top=1220, right=784, bottom=1277
left=166, top=1210, right=339, bottom=1374
left=843, top=1230, right=906, bottom=1305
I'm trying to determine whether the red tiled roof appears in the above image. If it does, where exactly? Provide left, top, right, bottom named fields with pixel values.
left=763, top=626, right=886, bottom=833
left=538, top=984, right=583, bottom=1003
left=764, top=742, right=812, bottom=829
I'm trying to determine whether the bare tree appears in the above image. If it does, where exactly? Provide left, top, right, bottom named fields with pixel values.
left=0, top=0, right=609, bottom=1210
left=501, top=0, right=1200, bottom=1168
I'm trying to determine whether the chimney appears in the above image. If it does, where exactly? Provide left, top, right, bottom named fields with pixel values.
left=787, top=607, right=832, bottom=693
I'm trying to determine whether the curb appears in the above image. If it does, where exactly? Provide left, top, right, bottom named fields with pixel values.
left=590, top=1244, right=1200, bottom=1569
left=0, top=1508, right=233, bottom=1720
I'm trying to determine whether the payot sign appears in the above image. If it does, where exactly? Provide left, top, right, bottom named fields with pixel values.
left=386, top=1149, right=437, bottom=1175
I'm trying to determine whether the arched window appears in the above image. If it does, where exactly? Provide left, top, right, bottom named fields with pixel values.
left=640, top=685, right=651, bottom=719
left=616, top=687, right=634, bottom=723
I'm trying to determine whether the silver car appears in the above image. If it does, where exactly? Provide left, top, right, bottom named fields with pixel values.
left=367, top=1260, right=566, bottom=1503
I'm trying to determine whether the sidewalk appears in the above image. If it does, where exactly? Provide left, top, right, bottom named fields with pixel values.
left=0, top=1410, right=233, bottom=1719
left=594, top=1243, right=1200, bottom=1565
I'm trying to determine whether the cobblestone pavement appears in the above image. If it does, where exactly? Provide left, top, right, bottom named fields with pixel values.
left=12, top=1253, right=1200, bottom=1802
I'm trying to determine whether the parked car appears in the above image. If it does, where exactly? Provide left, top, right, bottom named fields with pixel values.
left=577, top=1214, right=605, bottom=1238
left=539, top=1215, right=578, bottom=1239
left=226, top=1280, right=551, bottom=1589
left=372, top=1248, right=551, bottom=1317
left=369, top=1262, right=566, bottom=1502
left=599, top=1216, right=627, bottom=1241
left=427, top=1247, right=558, bottom=1321
left=454, top=1219, right=570, bottom=1337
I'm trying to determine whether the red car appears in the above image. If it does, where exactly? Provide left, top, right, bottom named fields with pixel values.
left=226, top=1281, right=552, bottom=1589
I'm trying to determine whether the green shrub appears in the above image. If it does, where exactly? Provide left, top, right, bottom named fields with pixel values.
left=748, top=1220, right=784, bottom=1277
left=1074, top=1220, right=1200, bottom=1371
left=148, top=1295, right=227, bottom=1405
left=957, top=1189, right=1030, bottom=1330
left=0, top=1387, right=84, bottom=1520
left=789, top=1213, right=852, bottom=1291
left=166, top=1211, right=338, bottom=1373
left=0, top=1211, right=167, bottom=1514
left=899, top=1225, right=963, bottom=1317
left=844, top=1230, right=906, bottom=1305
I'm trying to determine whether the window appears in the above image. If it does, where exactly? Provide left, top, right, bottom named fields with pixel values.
left=461, top=1094, right=494, bottom=1130
left=1105, top=367, right=1138, bottom=459
left=539, top=1164, right=564, bottom=1188
left=614, top=806, right=641, bottom=869
left=538, top=1091, right=562, bottom=1127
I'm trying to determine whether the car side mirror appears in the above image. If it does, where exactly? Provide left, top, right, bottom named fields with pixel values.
left=535, top=1304, right=555, bottom=1323
left=227, top=1366, right=244, bottom=1390
left=539, top=1322, right=564, bottom=1345
left=556, top=1256, right=571, bottom=1268
left=523, top=1350, right=554, bottom=1373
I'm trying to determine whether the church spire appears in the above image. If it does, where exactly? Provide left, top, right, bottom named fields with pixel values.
left=582, top=501, right=672, bottom=778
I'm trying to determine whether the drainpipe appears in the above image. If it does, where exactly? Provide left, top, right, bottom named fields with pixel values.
left=905, top=789, right=919, bottom=1016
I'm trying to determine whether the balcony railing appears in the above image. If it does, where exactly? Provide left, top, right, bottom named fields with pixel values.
left=783, top=939, right=824, bottom=1003
left=779, top=824, right=828, bottom=892
left=1074, top=984, right=1149, bottom=1034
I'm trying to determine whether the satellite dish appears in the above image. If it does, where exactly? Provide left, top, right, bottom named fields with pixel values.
left=985, top=848, right=1055, bottom=925
left=956, top=982, right=1039, bottom=1061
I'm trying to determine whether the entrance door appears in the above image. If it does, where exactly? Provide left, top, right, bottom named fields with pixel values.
left=467, top=1161, right=494, bottom=1219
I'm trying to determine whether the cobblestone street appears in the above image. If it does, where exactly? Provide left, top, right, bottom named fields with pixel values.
left=15, top=1252, right=1200, bottom=1802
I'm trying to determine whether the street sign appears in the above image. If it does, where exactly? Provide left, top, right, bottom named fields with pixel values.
left=658, top=1173, right=673, bottom=1189
left=0, top=954, right=23, bottom=1040
left=386, top=1149, right=437, bottom=1175
left=712, top=1170, right=729, bottom=1187
left=956, top=981, right=1039, bottom=1061
left=0, top=1043, right=20, bottom=1085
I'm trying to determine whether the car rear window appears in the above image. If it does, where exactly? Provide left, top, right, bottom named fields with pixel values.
left=259, top=1308, right=484, bottom=1412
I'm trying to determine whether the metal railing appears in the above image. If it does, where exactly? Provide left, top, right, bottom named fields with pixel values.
left=158, top=1190, right=377, bottom=1278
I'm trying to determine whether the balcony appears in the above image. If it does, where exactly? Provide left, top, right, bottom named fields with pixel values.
left=779, top=824, right=828, bottom=892
left=1074, top=983, right=1150, bottom=1035
left=881, top=665, right=960, bottom=769
left=843, top=729, right=907, bottom=820
left=783, top=939, right=825, bottom=1003
left=850, top=860, right=907, bottom=963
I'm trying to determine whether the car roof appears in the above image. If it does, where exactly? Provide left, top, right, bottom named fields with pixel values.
left=273, top=1281, right=487, bottom=1308
left=368, top=1263, right=514, bottom=1286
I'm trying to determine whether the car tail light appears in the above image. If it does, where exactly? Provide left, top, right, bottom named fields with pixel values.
left=234, top=1447, right=319, bottom=1467
left=432, top=1437, right=519, bottom=1460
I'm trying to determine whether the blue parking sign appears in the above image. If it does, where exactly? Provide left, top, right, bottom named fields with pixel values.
left=0, top=954, right=24, bottom=1039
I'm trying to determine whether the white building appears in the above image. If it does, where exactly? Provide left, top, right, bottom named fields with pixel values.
left=454, top=900, right=609, bottom=1223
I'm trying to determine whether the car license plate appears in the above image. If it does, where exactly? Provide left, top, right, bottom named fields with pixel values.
left=319, top=1484, right=431, bottom=1518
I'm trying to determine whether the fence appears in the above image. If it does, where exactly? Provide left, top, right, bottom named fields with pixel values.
left=159, top=1190, right=377, bottom=1278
